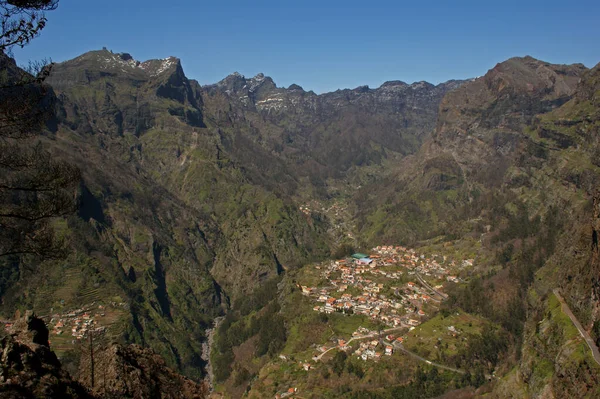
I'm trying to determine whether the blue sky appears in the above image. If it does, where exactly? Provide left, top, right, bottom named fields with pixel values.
left=12, top=0, right=600, bottom=93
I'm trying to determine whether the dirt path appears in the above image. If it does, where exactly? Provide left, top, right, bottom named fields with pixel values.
left=553, top=289, right=600, bottom=366
left=393, top=343, right=465, bottom=374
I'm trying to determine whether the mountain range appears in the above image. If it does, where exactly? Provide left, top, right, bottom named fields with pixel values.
left=1, top=48, right=599, bottom=398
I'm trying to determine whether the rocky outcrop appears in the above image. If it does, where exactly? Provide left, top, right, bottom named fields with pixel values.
left=78, top=344, right=208, bottom=399
left=0, top=312, right=92, bottom=399
left=0, top=312, right=208, bottom=398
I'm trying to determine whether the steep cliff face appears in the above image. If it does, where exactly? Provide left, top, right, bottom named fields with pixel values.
left=10, top=48, right=599, bottom=395
left=45, top=50, right=331, bottom=300
left=430, top=56, right=585, bottom=177
left=39, top=48, right=465, bottom=303
left=2, top=50, right=332, bottom=380
left=48, top=49, right=204, bottom=136
left=436, top=59, right=600, bottom=398
left=591, top=194, right=600, bottom=323
left=202, top=72, right=464, bottom=182
left=354, top=57, right=588, bottom=244
left=344, top=57, right=600, bottom=396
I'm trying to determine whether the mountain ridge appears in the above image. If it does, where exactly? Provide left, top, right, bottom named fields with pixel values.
left=4, top=47, right=600, bottom=398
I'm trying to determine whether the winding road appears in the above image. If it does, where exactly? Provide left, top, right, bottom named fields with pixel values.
left=553, top=289, right=600, bottom=366
left=314, top=327, right=404, bottom=361
left=415, top=272, right=448, bottom=300
left=315, top=289, right=600, bottom=377
left=313, top=326, right=465, bottom=374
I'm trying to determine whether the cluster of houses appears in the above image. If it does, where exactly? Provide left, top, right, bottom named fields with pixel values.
left=298, top=200, right=346, bottom=218
left=353, top=338, right=394, bottom=361
left=370, top=246, right=470, bottom=279
left=302, top=246, right=466, bottom=329
left=43, top=301, right=124, bottom=341
left=291, top=245, right=473, bottom=365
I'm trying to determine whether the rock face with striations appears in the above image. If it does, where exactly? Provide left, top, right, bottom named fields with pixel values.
left=202, top=72, right=465, bottom=180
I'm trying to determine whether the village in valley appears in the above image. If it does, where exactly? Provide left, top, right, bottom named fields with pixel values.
left=269, top=245, right=474, bottom=398
left=298, top=245, right=471, bottom=363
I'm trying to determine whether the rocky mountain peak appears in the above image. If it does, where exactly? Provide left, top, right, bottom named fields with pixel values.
left=483, top=56, right=586, bottom=98
left=353, top=84, right=371, bottom=93
left=410, top=81, right=435, bottom=90
left=139, top=56, right=182, bottom=77
left=118, top=52, right=134, bottom=62
left=435, top=55, right=588, bottom=140
left=247, top=73, right=276, bottom=94
left=215, top=72, right=248, bottom=92
left=287, top=83, right=304, bottom=91
left=86, top=49, right=142, bottom=72
left=209, top=72, right=279, bottom=105
left=380, top=80, right=408, bottom=88
left=575, top=61, right=600, bottom=104
left=61, top=49, right=183, bottom=80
